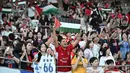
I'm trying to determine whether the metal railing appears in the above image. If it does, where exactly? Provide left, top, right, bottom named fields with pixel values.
left=0, top=57, right=130, bottom=73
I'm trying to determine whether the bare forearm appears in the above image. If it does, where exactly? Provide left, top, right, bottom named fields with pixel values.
left=82, top=59, right=87, bottom=68
left=12, top=56, right=20, bottom=64
left=72, top=60, right=79, bottom=70
left=20, top=53, right=26, bottom=61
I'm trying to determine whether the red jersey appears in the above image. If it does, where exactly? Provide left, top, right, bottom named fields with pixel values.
left=105, top=69, right=121, bottom=73
left=56, top=44, right=74, bottom=72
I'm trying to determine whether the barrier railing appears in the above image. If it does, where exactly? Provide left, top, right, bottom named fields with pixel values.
left=0, top=57, right=129, bottom=73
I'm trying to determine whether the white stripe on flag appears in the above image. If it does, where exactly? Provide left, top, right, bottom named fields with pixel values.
left=101, top=8, right=112, bottom=11
left=18, top=1, right=26, bottom=5
left=2, top=8, right=12, bottom=12
left=60, top=22, right=80, bottom=29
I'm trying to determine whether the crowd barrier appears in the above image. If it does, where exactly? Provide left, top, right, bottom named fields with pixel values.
left=0, top=66, right=33, bottom=73
left=0, top=57, right=130, bottom=73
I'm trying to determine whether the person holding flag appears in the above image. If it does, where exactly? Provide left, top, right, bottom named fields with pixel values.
left=53, top=17, right=82, bottom=73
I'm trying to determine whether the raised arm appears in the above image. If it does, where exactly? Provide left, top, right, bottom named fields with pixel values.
left=71, top=57, right=80, bottom=70
left=72, top=30, right=82, bottom=48
left=0, top=36, right=5, bottom=50
left=52, top=25, right=59, bottom=48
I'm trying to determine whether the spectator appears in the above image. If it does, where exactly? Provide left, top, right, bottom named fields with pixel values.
left=62, top=0, right=69, bottom=11
left=84, top=41, right=94, bottom=61
left=53, top=25, right=81, bottom=73
left=26, top=31, right=33, bottom=40
left=71, top=48, right=88, bottom=73
left=125, top=52, right=130, bottom=64
left=92, top=37, right=100, bottom=58
left=87, top=57, right=104, bottom=73
left=119, top=33, right=130, bottom=59
left=104, top=59, right=122, bottom=73
left=35, top=42, right=48, bottom=62
left=119, top=60, right=127, bottom=73
left=110, top=31, right=120, bottom=55
left=99, top=47, right=115, bottom=66
left=37, top=32, right=43, bottom=44
left=25, top=42, right=33, bottom=71
left=28, top=4, right=36, bottom=19
left=3, top=45, right=19, bottom=68
left=13, top=41, right=27, bottom=69
left=0, top=0, right=130, bottom=73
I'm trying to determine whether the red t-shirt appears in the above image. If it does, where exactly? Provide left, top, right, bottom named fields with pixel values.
left=85, top=9, right=92, bottom=16
left=56, top=44, right=74, bottom=72
left=26, top=55, right=33, bottom=71
left=105, top=69, right=121, bottom=73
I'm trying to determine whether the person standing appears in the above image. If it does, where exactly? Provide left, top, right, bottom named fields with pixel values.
left=53, top=25, right=82, bottom=73
left=62, top=0, right=69, bottom=11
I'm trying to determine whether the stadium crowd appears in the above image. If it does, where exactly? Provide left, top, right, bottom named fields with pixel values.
left=0, top=0, right=130, bottom=73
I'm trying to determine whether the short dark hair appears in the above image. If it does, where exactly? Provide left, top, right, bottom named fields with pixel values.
left=90, top=57, right=98, bottom=65
left=75, top=48, right=84, bottom=58
left=9, top=33, right=15, bottom=41
left=105, top=59, right=114, bottom=65
left=57, top=35, right=63, bottom=42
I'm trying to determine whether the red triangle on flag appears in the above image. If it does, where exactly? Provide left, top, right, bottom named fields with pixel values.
left=35, top=5, right=43, bottom=16
left=54, top=17, right=61, bottom=29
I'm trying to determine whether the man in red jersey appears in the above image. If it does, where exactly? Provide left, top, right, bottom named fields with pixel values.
left=53, top=25, right=82, bottom=73
left=104, top=59, right=122, bottom=73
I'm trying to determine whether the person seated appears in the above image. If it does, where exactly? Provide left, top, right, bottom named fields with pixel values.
left=71, top=48, right=88, bottom=73
left=87, top=57, right=104, bottom=73
left=104, top=59, right=122, bottom=73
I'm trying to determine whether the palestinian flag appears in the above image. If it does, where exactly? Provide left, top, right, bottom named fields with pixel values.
left=99, top=8, right=112, bottom=12
left=18, top=1, right=26, bottom=5
left=35, top=5, right=43, bottom=16
left=54, top=17, right=61, bottom=29
left=0, top=8, right=12, bottom=13
left=42, top=4, right=59, bottom=15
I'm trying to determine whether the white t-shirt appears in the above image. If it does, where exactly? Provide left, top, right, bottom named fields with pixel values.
left=99, top=56, right=115, bottom=66
left=33, top=54, right=56, bottom=73
left=2, top=31, right=12, bottom=36
left=28, top=7, right=35, bottom=17
left=92, top=44, right=100, bottom=58
left=87, top=67, right=104, bottom=73
left=31, top=19, right=39, bottom=29
left=84, top=49, right=93, bottom=60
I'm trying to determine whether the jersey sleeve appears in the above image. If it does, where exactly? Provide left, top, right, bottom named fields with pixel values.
left=68, top=44, right=74, bottom=52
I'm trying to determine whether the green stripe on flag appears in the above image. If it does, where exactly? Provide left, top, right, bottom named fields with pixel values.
left=43, top=5, right=57, bottom=11
left=59, top=27, right=80, bottom=33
